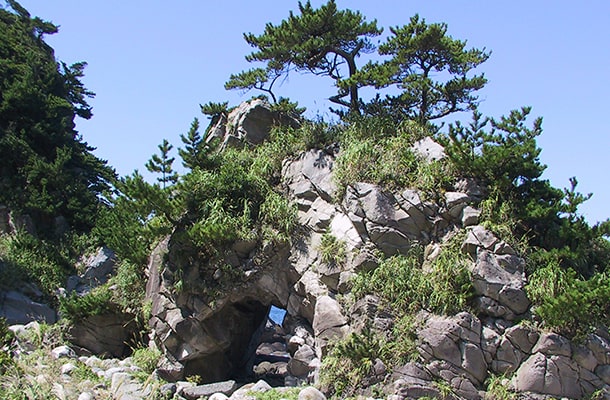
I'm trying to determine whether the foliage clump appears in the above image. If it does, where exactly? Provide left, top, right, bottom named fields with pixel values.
left=0, top=2, right=114, bottom=237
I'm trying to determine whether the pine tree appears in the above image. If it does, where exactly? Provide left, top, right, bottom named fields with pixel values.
left=227, top=0, right=381, bottom=114
left=0, top=1, right=114, bottom=235
left=178, top=118, right=202, bottom=170
left=146, top=139, right=178, bottom=188
left=353, top=14, right=490, bottom=124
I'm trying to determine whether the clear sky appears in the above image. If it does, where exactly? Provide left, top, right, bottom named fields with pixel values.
left=13, top=1, right=610, bottom=224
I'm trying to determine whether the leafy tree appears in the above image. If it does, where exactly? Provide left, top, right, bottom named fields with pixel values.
left=145, top=139, right=178, bottom=188
left=228, top=0, right=381, bottom=113
left=0, top=1, right=114, bottom=235
left=353, top=14, right=490, bottom=124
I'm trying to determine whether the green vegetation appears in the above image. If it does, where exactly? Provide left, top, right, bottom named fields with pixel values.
left=0, top=232, right=85, bottom=300
left=247, top=387, right=301, bottom=400
left=484, top=375, right=518, bottom=400
left=131, top=346, right=162, bottom=380
left=228, top=0, right=382, bottom=112
left=0, top=1, right=114, bottom=237
left=526, top=260, right=610, bottom=338
left=352, top=244, right=473, bottom=316
left=321, top=316, right=419, bottom=398
left=319, top=232, right=347, bottom=268
left=0, top=1, right=609, bottom=397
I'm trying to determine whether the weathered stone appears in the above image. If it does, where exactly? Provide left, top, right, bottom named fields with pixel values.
left=182, top=380, right=239, bottom=400
left=412, top=136, right=445, bottom=161
left=532, top=332, right=572, bottom=357
left=288, top=344, right=316, bottom=377
left=250, top=379, right=272, bottom=392
left=78, top=392, right=94, bottom=400
left=312, top=295, right=347, bottom=336
left=209, top=98, right=298, bottom=149
left=329, top=212, right=363, bottom=250
left=596, top=364, right=610, bottom=385
left=156, top=355, right=185, bottom=382
left=0, top=290, right=56, bottom=325
left=52, top=345, right=76, bottom=359
left=512, top=352, right=581, bottom=398
left=298, top=386, right=326, bottom=400
left=445, top=191, right=470, bottom=219
left=69, top=313, right=137, bottom=358
left=586, top=333, right=610, bottom=365
left=462, top=225, right=499, bottom=254
left=300, top=197, right=335, bottom=232
left=573, top=344, right=598, bottom=371
left=470, top=250, right=529, bottom=316
left=80, top=247, right=117, bottom=286
left=313, top=295, right=348, bottom=356
left=61, top=362, right=77, bottom=375
left=346, top=183, right=429, bottom=255
left=461, top=206, right=481, bottom=227
left=417, top=313, right=487, bottom=384
left=473, top=296, right=516, bottom=320
left=505, top=324, right=539, bottom=354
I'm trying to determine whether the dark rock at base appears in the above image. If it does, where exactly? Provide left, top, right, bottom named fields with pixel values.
left=182, top=380, right=239, bottom=400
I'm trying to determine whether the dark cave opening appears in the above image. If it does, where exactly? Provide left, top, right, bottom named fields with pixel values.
left=183, top=299, right=294, bottom=385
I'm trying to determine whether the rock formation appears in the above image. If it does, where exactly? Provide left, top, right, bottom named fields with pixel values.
left=140, top=100, right=610, bottom=398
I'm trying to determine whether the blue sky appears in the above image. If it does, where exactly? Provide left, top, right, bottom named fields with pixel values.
left=15, top=1, right=610, bottom=224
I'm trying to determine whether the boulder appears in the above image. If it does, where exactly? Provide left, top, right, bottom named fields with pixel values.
left=343, top=183, right=430, bottom=255
left=68, top=247, right=118, bottom=294
left=182, top=380, right=239, bottom=400
left=512, top=352, right=581, bottom=398
left=298, top=386, right=326, bottom=400
left=411, top=137, right=445, bottom=162
left=208, top=98, right=299, bottom=149
left=312, top=295, right=348, bottom=356
left=69, top=313, right=137, bottom=358
left=0, top=290, right=56, bottom=324
left=283, top=148, right=337, bottom=203
left=470, top=250, right=529, bottom=317
left=417, top=312, right=487, bottom=385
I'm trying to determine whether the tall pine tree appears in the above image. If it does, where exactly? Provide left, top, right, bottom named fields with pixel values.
left=0, top=0, right=114, bottom=235
left=146, top=139, right=178, bottom=188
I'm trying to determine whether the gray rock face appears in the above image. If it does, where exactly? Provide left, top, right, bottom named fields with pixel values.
left=312, top=295, right=348, bottom=357
left=207, top=98, right=299, bottom=149
left=512, top=352, right=581, bottom=398
left=343, top=183, right=431, bottom=255
left=69, top=313, right=137, bottom=358
left=67, top=247, right=117, bottom=294
left=135, top=116, right=610, bottom=397
left=469, top=247, right=529, bottom=318
left=182, top=380, right=238, bottom=400
left=411, top=137, right=446, bottom=162
left=0, top=290, right=56, bottom=325
left=417, top=312, right=487, bottom=387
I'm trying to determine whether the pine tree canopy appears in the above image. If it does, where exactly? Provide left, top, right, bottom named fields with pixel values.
left=0, top=0, right=114, bottom=236
left=229, top=0, right=382, bottom=113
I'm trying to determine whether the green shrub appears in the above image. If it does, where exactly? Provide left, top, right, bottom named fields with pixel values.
left=59, top=286, right=113, bottom=322
left=485, top=374, right=518, bottom=400
left=132, top=346, right=162, bottom=375
left=247, top=387, right=300, bottom=400
left=0, top=232, right=73, bottom=298
left=352, top=245, right=473, bottom=315
left=318, top=232, right=347, bottom=268
left=260, top=190, right=298, bottom=242
left=526, top=259, right=610, bottom=338
left=320, top=327, right=386, bottom=398
left=110, top=260, right=146, bottom=313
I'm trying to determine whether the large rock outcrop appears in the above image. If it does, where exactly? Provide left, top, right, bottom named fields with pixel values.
left=142, top=101, right=610, bottom=398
